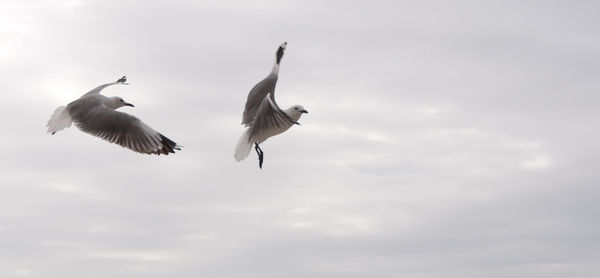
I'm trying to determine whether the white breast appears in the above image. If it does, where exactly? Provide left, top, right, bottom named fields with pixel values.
left=252, top=123, right=294, bottom=144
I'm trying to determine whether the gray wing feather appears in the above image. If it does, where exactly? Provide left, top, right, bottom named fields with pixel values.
left=82, top=82, right=119, bottom=97
left=69, top=100, right=178, bottom=155
left=248, top=93, right=296, bottom=139
left=242, top=73, right=278, bottom=126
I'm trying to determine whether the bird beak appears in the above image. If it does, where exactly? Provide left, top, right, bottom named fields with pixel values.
left=301, top=109, right=308, bottom=114
left=125, top=103, right=134, bottom=107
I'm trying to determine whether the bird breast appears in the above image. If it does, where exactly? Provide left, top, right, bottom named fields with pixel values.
left=252, top=123, right=294, bottom=144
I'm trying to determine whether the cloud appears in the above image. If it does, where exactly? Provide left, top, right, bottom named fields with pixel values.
left=88, top=250, right=178, bottom=262
left=0, top=0, right=598, bottom=277
left=520, top=155, right=553, bottom=170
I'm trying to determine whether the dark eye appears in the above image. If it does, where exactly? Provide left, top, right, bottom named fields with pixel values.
left=120, top=99, right=124, bottom=102
left=294, top=107, right=298, bottom=110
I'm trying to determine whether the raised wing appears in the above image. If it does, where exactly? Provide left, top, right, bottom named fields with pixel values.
left=242, top=73, right=278, bottom=126
left=248, top=93, right=297, bottom=140
left=81, top=82, right=120, bottom=98
left=71, top=104, right=179, bottom=155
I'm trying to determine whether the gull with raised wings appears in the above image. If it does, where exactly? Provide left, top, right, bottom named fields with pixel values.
left=235, top=42, right=308, bottom=168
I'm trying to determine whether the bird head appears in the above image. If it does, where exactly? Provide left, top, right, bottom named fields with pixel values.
left=286, top=104, right=308, bottom=123
left=107, top=96, right=134, bottom=110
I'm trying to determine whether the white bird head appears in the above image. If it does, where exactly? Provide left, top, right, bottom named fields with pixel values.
left=106, top=96, right=134, bottom=110
left=286, top=104, right=308, bottom=121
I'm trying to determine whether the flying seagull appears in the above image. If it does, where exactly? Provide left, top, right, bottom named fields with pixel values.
left=235, top=42, right=308, bottom=168
left=47, top=76, right=181, bottom=155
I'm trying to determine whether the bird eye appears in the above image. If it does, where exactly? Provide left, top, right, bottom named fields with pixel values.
left=294, top=107, right=298, bottom=110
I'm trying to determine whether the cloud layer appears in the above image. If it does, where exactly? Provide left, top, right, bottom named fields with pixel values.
left=0, top=0, right=599, bottom=277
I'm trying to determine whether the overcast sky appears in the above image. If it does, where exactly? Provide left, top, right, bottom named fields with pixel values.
left=0, top=0, right=599, bottom=277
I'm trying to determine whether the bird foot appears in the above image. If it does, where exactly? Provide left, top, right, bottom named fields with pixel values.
left=255, top=143, right=264, bottom=169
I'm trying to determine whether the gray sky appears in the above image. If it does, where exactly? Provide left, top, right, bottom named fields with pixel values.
left=1, top=0, right=599, bottom=277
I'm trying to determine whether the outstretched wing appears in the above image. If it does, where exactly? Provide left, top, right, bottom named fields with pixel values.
left=242, top=73, right=278, bottom=126
left=81, top=82, right=120, bottom=97
left=71, top=104, right=179, bottom=155
left=81, top=76, right=128, bottom=98
left=248, top=93, right=297, bottom=140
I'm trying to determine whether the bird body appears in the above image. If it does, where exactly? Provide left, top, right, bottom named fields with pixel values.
left=47, top=77, right=180, bottom=155
left=235, top=42, right=307, bottom=168
left=235, top=103, right=306, bottom=162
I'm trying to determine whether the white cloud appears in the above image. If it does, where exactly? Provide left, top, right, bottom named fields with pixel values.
left=89, top=250, right=179, bottom=262
left=0, top=0, right=598, bottom=277
left=11, top=268, right=32, bottom=277
left=520, top=155, right=553, bottom=170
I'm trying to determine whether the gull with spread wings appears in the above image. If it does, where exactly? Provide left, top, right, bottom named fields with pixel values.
left=235, top=42, right=308, bottom=168
left=47, top=76, right=180, bottom=155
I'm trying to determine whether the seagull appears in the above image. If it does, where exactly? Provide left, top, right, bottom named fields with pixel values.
left=47, top=76, right=181, bottom=155
left=235, top=42, right=308, bottom=168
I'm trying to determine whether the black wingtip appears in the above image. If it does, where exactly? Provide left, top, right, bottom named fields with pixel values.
left=276, top=45, right=285, bottom=64
left=117, top=76, right=127, bottom=83
left=155, top=134, right=180, bottom=155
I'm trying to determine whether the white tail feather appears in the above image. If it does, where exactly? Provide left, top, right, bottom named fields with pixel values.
left=47, top=106, right=73, bottom=134
left=234, top=129, right=253, bottom=161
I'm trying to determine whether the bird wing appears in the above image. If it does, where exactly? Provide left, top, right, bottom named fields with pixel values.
left=242, top=73, right=278, bottom=126
left=70, top=103, right=179, bottom=155
left=81, top=82, right=120, bottom=97
left=248, top=93, right=297, bottom=140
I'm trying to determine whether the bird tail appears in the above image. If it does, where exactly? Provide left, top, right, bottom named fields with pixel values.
left=234, top=128, right=253, bottom=161
left=47, top=106, right=73, bottom=135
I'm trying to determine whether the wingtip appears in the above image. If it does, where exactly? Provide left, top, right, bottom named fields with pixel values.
left=155, top=133, right=181, bottom=155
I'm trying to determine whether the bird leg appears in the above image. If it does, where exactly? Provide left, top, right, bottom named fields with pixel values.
left=254, top=143, right=264, bottom=169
